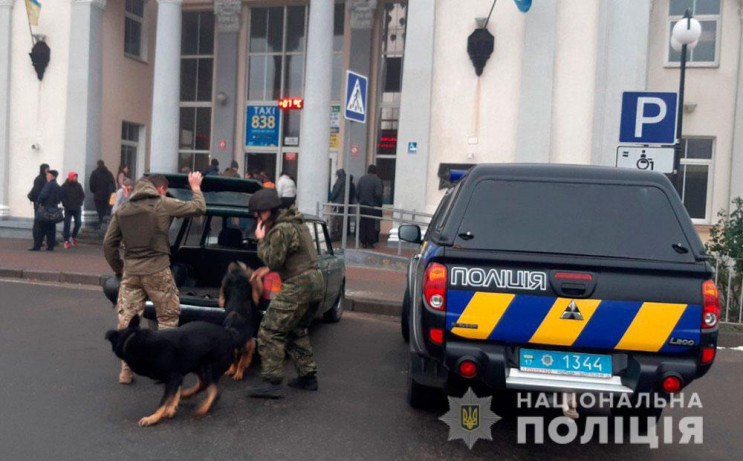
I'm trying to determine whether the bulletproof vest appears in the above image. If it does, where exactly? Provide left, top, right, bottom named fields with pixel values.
left=278, top=221, right=319, bottom=281
left=117, top=197, right=161, bottom=258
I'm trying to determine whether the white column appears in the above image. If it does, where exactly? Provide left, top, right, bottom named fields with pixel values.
left=149, top=0, right=183, bottom=173
left=63, top=0, right=106, bottom=212
left=515, top=0, right=556, bottom=163
left=296, top=0, right=334, bottom=214
left=393, top=0, right=435, bottom=212
left=0, top=0, right=14, bottom=216
left=590, top=0, right=651, bottom=166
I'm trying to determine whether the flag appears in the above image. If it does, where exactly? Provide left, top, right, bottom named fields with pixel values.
left=513, top=0, right=531, bottom=13
left=25, top=0, right=41, bottom=26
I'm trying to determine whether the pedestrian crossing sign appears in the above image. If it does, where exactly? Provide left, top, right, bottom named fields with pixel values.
left=344, top=71, right=368, bottom=123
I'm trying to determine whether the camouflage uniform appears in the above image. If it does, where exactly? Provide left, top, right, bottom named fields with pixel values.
left=257, top=208, right=324, bottom=382
left=103, top=178, right=205, bottom=380
left=116, top=267, right=180, bottom=330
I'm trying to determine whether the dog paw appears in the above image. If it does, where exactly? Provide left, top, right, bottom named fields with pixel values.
left=138, top=415, right=160, bottom=427
left=225, top=366, right=236, bottom=376
left=164, top=407, right=178, bottom=419
left=232, top=372, right=244, bottom=381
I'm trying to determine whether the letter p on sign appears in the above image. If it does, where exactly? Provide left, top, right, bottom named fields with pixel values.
left=635, top=97, right=667, bottom=138
left=620, top=92, right=678, bottom=144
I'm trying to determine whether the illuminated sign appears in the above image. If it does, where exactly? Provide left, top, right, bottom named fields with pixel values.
left=278, top=97, right=304, bottom=110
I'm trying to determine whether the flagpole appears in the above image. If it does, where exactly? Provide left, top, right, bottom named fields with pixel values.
left=25, top=1, right=37, bottom=45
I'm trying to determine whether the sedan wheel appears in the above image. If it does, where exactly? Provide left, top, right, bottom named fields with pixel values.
left=323, top=281, right=344, bottom=323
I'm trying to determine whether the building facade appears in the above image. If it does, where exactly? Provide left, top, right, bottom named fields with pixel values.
left=0, top=0, right=741, bottom=231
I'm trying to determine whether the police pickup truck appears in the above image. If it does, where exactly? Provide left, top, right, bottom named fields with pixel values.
left=399, top=164, right=719, bottom=419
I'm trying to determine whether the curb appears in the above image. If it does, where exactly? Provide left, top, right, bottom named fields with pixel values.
left=0, top=268, right=402, bottom=319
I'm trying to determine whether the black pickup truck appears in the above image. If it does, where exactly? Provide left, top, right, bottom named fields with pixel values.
left=399, top=164, right=719, bottom=419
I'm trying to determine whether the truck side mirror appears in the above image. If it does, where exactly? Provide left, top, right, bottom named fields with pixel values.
left=399, top=224, right=422, bottom=244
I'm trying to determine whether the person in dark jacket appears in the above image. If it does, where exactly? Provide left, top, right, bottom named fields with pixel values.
left=27, top=163, right=50, bottom=247
left=31, top=170, right=62, bottom=251
left=356, top=164, right=384, bottom=248
left=203, top=158, right=220, bottom=176
left=329, top=169, right=356, bottom=241
left=61, top=171, right=85, bottom=249
left=89, top=160, right=116, bottom=228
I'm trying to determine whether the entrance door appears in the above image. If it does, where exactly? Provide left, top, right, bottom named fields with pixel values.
left=245, top=152, right=277, bottom=182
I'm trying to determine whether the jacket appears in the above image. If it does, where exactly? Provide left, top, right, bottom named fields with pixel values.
left=203, top=165, right=220, bottom=176
left=103, top=180, right=206, bottom=275
left=257, top=208, right=318, bottom=281
left=330, top=170, right=356, bottom=204
left=61, top=180, right=85, bottom=210
left=29, top=174, right=47, bottom=204
left=356, top=173, right=383, bottom=207
left=276, top=174, right=296, bottom=198
left=37, top=180, right=62, bottom=209
left=89, top=167, right=116, bottom=201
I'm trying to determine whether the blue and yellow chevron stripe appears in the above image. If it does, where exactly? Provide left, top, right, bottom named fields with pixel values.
left=446, top=290, right=701, bottom=354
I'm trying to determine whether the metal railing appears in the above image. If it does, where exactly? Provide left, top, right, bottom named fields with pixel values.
left=710, top=255, right=743, bottom=325
left=316, top=202, right=433, bottom=255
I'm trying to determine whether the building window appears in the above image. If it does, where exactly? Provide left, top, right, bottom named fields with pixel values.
left=373, top=1, right=407, bottom=204
left=179, top=11, right=215, bottom=173
left=245, top=6, right=307, bottom=182
left=667, top=0, right=720, bottom=66
left=121, top=122, right=142, bottom=178
left=668, top=138, right=714, bottom=222
left=124, top=0, right=146, bottom=59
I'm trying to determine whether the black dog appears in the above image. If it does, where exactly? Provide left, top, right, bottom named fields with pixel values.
left=105, top=316, right=234, bottom=426
left=219, top=261, right=262, bottom=380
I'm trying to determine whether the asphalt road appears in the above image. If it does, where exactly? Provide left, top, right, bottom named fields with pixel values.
left=0, top=279, right=741, bottom=460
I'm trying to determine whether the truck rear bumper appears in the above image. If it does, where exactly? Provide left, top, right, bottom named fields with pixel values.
left=411, top=341, right=708, bottom=395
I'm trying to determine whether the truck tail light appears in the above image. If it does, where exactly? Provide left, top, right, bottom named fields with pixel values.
left=459, top=360, right=478, bottom=379
left=429, top=328, right=444, bottom=345
left=662, top=375, right=682, bottom=394
left=701, top=346, right=716, bottom=364
left=423, top=263, right=447, bottom=311
left=262, top=272, right=282, bottom=300
left=702, top=280, right=720, bottom=329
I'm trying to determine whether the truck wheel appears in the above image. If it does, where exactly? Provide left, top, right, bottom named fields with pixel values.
left=401, top=287, right=410, bottom=343
left=323, top=281, right=344, bottom=323
left=407, top=375, right=443, bottom=410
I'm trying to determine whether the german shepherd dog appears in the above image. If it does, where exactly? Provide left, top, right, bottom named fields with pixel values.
left=219, top=261, right=263, bottom=381
left=105, top=316, right=234, bottom=427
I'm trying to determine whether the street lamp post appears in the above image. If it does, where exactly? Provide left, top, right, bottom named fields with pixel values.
left=670, top=9, right=702, bottom=185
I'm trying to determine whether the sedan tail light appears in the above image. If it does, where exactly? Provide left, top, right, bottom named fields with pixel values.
left=262, top=272, right=282, bottom=300
left=423, top=263, right=447, bottom=311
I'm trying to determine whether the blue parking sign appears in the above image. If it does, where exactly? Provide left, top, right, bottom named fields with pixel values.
left=345, top=71, right=368, bottom=123
left=619, top=92, right=678, bottom=144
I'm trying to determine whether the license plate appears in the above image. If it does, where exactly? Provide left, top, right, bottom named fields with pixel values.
left=519, top=348, right=612, bottom=378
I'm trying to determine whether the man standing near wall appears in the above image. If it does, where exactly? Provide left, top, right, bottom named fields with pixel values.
left=356, top=164, right=383, bottom=248
left=27, top=163, right=50, bottom=249
left=89, top=160, right=116, bottom=228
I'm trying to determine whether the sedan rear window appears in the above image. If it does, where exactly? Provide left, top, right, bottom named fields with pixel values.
left=455, top=179, right=694, bottom=262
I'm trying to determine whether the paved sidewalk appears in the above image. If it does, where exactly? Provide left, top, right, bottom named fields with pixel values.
left=0, top=237, right=405, bottom=315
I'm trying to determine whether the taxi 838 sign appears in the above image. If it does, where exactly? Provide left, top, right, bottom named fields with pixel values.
left=246, top=106, right=279, bottom=147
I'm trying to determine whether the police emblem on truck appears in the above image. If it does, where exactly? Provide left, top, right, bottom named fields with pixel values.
left=449, top=267, right=547, bottom=291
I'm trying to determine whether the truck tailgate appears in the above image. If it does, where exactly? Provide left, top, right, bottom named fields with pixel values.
left=444, top=265, right=704, bottom=355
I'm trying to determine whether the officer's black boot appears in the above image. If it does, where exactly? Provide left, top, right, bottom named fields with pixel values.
left=288, top=374, right=318, bottom=391
left=247, top=379, right=284, bottom=399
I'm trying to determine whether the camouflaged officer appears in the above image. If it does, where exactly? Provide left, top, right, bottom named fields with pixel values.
left=103, top=173, right=206, bottom=384
left=247, top=188, right=324, bottom=399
